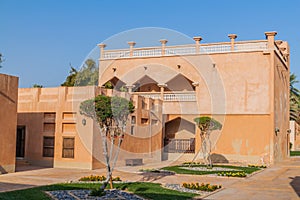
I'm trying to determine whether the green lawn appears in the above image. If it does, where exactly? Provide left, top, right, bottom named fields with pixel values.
left=290, top=151, right=300, bottom=156
left=161, top=164, right=260, bottom=176
left=0, top=182, right=197, bottom=200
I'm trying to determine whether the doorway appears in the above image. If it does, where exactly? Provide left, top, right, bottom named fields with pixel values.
left=16, top=126, right=26, bottom=157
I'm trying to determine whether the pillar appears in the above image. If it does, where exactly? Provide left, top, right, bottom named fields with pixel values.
left=97, top=43, right=106, bottom=59
left=159, top=39, right=168, bottom=56
left=126, top=85, right=134, bottom=93
left=265, top=31, right=277, bottom=50
left=193, top=36, right=202, bottom=54
left=128, top=41, right=136, bottom=57
left=228, top=34, right=237, bottom=51
left=157, top=83, right=167, bottom=100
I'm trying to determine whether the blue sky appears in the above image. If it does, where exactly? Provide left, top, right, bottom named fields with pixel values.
left=1, top=0, right=299, bottom=88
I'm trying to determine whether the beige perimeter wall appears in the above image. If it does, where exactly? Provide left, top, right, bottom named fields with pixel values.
left=0, top=74, right=18, bottom=173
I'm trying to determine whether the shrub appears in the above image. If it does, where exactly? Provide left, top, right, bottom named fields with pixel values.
left=217, top=171, right=246, bottom=177
left=79, top=175, right=122, bottom=182
left=182, top=182, right=221, bottom=192
left=248, top=164, right=267, bottom=168
left=90, top=188, right=105, bottom=196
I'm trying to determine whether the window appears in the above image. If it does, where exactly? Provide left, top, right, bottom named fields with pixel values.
left=43, top=136, right=54, bottom=157
left=141, top=118, right=149, bottom=124
left=130, top=126, right=135, bottom=135
left=142, top=100, right=147, bottom=109
left=131, top=116, right=136, bottom=124
left=62, top=137, right=75, bottom=158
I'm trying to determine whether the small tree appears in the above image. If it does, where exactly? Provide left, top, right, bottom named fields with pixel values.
left=61, top=66, right=78, bottom=86
left=0, top=53, right=4, bottom=68
left=192, top=116, right=222, bottom=168
left=80, top=95, right=134, bottom=190
left=32, top=84, right=43, bottom=88
left=61, top=59, right=98, bottom=87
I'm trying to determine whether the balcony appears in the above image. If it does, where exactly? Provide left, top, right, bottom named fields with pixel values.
left=134, top=91, right=196, bottom=102
left=100, top=40, right=268, bottom=60
left=164, top=138, right=195, bottom=153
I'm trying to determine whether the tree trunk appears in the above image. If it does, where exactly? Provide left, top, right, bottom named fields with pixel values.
left=109, top=174, right=113, bottom=189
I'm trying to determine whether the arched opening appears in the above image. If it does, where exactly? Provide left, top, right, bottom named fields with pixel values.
left=165, top=74, right=195, bottom=92
left=102, top=76, right=126, bottom=91
left=164, top=117, right=195, bottom=153
left=133, top=75, right=159, bottom=92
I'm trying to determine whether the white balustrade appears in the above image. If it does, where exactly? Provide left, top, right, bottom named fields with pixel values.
left=136, top=92, right=196, bottom=102
left=235, top=42, right=268, bottom=51
left=165, top=46, right=196, bottom=55
left=137, top=93, right=161, bottom=99
left=200, top=44, right=231, bottom=53
left=163, top=93, right=196, bottom=101
left=101, top=41, right=268, bottom=60
left=133, top=48, right=162, bottom=57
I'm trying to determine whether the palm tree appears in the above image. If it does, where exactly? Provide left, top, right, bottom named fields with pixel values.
left=290, top=73, right=300, bottom=123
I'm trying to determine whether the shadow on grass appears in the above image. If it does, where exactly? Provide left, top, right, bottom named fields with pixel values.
left=139, top=171, right=175, bottom=182
left=289, top=176, right=300, bottom=197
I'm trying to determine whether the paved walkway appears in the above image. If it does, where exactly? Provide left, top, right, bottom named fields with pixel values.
left=203, top=157, right=300, bottom=200
left=0, top=158, right=299, bottom=200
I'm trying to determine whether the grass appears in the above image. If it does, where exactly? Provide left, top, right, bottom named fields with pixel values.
left=0, top=182, right=197, bottom=200
left=290, top=151, right=300, bottom=156
left=161, top=164, right=261, bottom=176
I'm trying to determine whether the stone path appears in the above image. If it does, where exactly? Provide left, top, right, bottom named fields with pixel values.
left=202, top=157, right=300, bottom=200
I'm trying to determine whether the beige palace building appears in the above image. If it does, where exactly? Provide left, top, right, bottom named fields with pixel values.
left=13, top=31, right=291, bottom=170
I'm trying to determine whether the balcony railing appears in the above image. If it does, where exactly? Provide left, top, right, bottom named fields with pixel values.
left=164, top=138, right=195, bottom=153
left=134, top=92, right=196, bottom=102
left=164, top=93, right=196, bottom=101
left=101, top=40, right=268, bottom=60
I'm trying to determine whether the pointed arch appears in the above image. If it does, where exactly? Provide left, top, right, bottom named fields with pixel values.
left=102, top=76, right=126, bottom=90
left=165, top=117, right=196, bottom=140
left=165, top=73, right=195, bottom=91
left=133, top=75, right=159, bottom=92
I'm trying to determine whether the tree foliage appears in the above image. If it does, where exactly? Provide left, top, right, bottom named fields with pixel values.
left=32, top=84, right=43, bottom=88
left=290, top=73, right=300, bottom=124
left=61, top=67, right=78, bottom=86
left=0, top=53, right=4, bottom=68
left=192, top=116, right=222, bottom=168
left=194, top=116, right=222, bottom=135
left=61, top=59, right=98, bottom=87
left=80, top=95, right=134, bottom=190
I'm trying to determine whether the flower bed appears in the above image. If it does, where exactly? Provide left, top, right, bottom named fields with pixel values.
left=217, top=171, right=247, bottom=177
left=182, top=182, right=222, bottom=192
left=79, top=175, right=121, bottom=182
left=248, top=164, right=267, bottom=168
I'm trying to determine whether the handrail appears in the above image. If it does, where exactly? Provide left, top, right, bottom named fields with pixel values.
left=101, top=40, right=269, bottom=60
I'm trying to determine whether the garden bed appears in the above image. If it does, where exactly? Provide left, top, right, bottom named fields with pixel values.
left=161, top=164, right=261, bottom=177
left=0, top=182, right=198, bottom=200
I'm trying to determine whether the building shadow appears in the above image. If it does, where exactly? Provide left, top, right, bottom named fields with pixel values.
left=289, top=176, right=300, bottom=197
left=0, top=166, right=7, bottom=174
left=15, top=165, right=48, bottom=172
left=0, top=182, right=36, bottom=193
left=139, top=171, right=175, bottom=182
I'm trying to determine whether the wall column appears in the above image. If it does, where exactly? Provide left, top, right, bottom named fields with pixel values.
left=126, top=85, right=134, bottom=93
left=228, top=34, right=237, bottom=51
left=265, top=31, right=277, bottom=50
left=159, top=39, right=168, bottom=56
left=97, top=43, right=106, bottom=59
left=128, top=41, right=136, bottom=57
left=157, top=83, right=167, bottom=100
left=193, top=36, right=202, bottom=54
